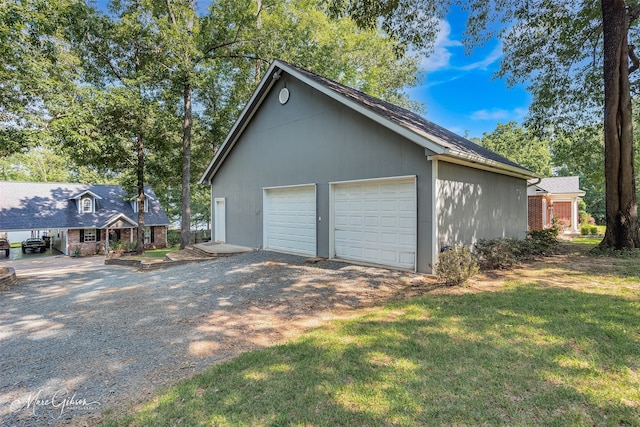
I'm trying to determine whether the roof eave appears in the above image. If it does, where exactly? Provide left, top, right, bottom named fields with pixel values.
left=429, top=152, right=539, bottom=180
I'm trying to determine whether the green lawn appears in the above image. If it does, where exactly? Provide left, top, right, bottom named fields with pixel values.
left=141, top=247, right=178, bottom=258
left=103, top=252, right=640, bottom=426
left=570, top=236, right=601, bottom=246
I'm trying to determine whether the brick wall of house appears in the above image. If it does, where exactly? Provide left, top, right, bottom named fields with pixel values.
left=528, top=196, right=544, bottom=231
left=68, top=229, right=105, bottom=256
left=68, top=226, right=167, bottom=256
left=151, top=226, right=167, bottom=249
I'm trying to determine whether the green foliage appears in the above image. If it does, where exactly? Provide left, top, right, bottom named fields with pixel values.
left=475, top=228, right=559, bottom=270
left=474, top=238, right=523, bottom=270
left=434, top=246, right=479, bottom=286
left=551, top=127, right=608, bottom=223
left=479, top=122, right=552, bottom=176
left=590, top=246, right=640, bottom=258
left=167, top=229, right=180, bottom=247
left=584, top=225, right=598, bottom=235
left=525, top=227, right=559, bottom=255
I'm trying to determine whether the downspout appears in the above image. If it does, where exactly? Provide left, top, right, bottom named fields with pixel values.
left=527, top=177, right=542, bottom=187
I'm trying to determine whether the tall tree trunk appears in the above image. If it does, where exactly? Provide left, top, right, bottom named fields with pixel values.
left=600, top=0, right=640, bottom=249
left=180, top=78, right=192, bottom=249
left=136, top=127, right=145, bottom=255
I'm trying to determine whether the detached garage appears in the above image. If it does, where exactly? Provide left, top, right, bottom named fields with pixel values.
left=200, top=60, right=536, bottom=273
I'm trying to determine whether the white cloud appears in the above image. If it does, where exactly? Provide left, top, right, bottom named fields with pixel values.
left=470, top=108, right=510, bottom=121
left=469, top=106, right=528, bottom=121
left=459, top=41, right=504, bottom=71
left=418, top=20, right=463, bottom=72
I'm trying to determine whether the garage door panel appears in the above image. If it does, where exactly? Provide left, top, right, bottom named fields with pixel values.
left=264, top=185, right=316, bottom=256
left=332, top=177, right=416, bottom=270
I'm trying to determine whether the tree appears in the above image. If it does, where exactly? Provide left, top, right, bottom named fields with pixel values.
left=57, top=0, right=171, bottom=254
left=325, top=0, right=640, bottom=249
left=479, top=122, right=552, bottom=176
left=0, top=0, right=82, bottom=157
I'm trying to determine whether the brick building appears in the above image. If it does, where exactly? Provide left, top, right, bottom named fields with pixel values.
left=527, top=177, right=585, bottom=233
left=0, top=182, right=170, bottom=256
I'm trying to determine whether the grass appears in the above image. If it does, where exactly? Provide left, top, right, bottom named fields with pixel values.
left=570, top=236, right=601, bottom=246
left=102, top=252, right=640, bottom=426
left=141, top=247, right=178, bottom=258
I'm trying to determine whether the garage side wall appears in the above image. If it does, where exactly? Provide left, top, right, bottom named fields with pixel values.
left=210, top=75, right=436, bottom=272
left=437, top=162, right=527, bottom=250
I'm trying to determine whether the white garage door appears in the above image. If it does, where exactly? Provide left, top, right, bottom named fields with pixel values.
left=332, top=177, right=416, bottom=269
left=263, top=185, right=316, bottom=256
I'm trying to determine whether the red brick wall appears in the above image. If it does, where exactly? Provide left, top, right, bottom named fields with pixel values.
left=68, top=226, right=167, bottom=256
left=528, top=196, right=544, bottom=231
left=67, top=229, right=104, bottom=256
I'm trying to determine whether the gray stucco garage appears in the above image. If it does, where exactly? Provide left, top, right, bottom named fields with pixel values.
left=199, top=60, right=536, bottom=273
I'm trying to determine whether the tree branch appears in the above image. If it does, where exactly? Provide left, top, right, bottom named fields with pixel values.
left=84, top=34, right=130, bottom=88
left=165, top=0, right=177, bottom=26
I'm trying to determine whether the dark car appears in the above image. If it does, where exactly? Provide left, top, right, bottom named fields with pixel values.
left=22, top=238, right=47, bottom=253
left=0, top=238, right=9, bottom=257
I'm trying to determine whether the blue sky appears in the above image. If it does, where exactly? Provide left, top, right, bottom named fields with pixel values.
left=408, top=7, right=531, bottom=139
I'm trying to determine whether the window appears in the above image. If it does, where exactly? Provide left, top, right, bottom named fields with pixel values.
left=82, top=197, right=93, bottom=213
left=83, top=229, right=96, bottom=242
left=132, top=198, right=149, bottom=213
left=144, top=227, right=151, bottom=244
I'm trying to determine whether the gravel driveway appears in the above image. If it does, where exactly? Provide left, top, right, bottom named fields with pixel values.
left=0, top=251, right=428, bottom=426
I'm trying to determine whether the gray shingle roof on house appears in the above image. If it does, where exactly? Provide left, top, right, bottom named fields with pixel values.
left=0, top=181, right=170, bottom=231
left=528, top=176, right=585, bottom=196
left=200, top=60, right=536, bottom=184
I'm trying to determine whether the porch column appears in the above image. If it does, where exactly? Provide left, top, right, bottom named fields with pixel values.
left=572, top=198, right=579, bottom=233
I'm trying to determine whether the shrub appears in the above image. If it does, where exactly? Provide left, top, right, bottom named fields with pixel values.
left=579, top=212, right=591, bottom=225
left=167, top=229, right=180, bottom=247
left=589, top=225, right=598, bottom=235
left=525, top=227, right=559, bottom=255
left=434, top=246, right=479, bottom=286
left=474, top=238, right=522, bottom=270
left=581, top=225, right=590, bottom=235
left=475, top=228, right=559, bottom=270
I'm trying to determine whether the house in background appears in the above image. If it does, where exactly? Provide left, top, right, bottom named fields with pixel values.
left=199, top=60, right=537, bottom=273
left=527, top=176, right=585, bottom=233
left=0, top=181, right=170, bottom=256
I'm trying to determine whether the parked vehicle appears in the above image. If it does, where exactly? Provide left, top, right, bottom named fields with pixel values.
left=0, top=238, right=9, bottom=257
left=22, top=238, right=47, bottom=253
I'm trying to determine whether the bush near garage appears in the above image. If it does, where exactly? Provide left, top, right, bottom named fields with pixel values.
left=434, top=245, right=479, bottom=287
left=475, top=227, right=559, bottom=270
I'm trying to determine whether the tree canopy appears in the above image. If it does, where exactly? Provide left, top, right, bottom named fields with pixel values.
left=478, top=122, right=552, bottom=177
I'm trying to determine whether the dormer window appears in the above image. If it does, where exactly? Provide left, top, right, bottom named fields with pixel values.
left=82, top=197, right=93, bottom=213
left=132, top=198, right=149, bottom=213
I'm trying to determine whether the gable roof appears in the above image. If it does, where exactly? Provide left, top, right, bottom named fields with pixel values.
left=199, top=60, right=537, bottom=184
left=527, top=176, right=585, bottom=196
left=0, top=182, right=170, bottom=231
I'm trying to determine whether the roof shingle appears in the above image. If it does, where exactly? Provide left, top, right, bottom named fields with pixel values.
left=0, top=182, right=169, bottom=231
